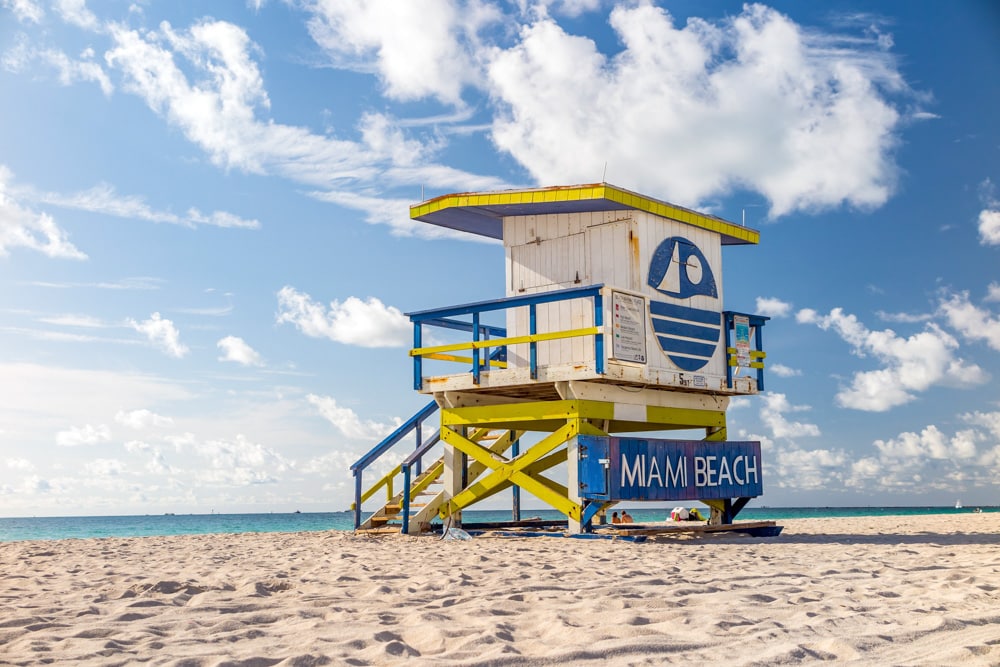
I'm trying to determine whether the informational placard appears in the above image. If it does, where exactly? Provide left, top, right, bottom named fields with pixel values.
left=734, top=314, right=751, bottom=368
left=578, top=435, right=763, bottom=501
left=611, top=291, right=646, bottom=363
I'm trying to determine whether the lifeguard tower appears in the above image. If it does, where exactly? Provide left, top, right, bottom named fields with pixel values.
left=350, top=183, right=770, bottom=535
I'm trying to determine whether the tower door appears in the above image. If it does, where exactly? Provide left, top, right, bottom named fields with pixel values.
left=585, top=219, right=638, bottom=291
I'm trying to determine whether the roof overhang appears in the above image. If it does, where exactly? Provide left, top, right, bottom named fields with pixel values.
left=410, top=183, right=759, bottom=245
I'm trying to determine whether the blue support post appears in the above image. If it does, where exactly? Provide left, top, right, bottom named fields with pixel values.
left=401, top=465, right=411, bottom=535
left=414, top=421, right=423, bottom=477
left=755, top=323, right=765, bottom=391
left=529, top=304, right=537, bottom=380
left=511, top=436, right=521, bottom=521
left=412, top=323, right=423, bottom=391
left=353, top=470, right=362, bottom=529
left=594, top=292, right=604, bottom=375
left=724, top=312, right=734, bottom=390
left=472, top=312, right=481, bottom=384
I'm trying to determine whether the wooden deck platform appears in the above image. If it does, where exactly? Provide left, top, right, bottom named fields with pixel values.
left=598, top=521, right=782, bottom=538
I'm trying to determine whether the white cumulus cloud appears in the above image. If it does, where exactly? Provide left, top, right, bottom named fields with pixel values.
left=304, top=0, right=500, bottom=105
left=128, top=312, right=189, bottom=358
left=755, top=297, right=792, bottom=318
left=488, top=4, right=906, bottom=217
left=769, top=363, right=801, bottom=378
left=979, top=209, right=1000, bottom=246
left=217, top=335, right=263, bottom=366
left=276, top=286, right=410, bottom=348
left=797, top=307, right=987, bottom=411
left=938, top=291, right=1000, bottom=353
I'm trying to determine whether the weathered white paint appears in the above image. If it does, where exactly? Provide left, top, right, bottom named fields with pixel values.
left=501, top=208, right=731, bottom=390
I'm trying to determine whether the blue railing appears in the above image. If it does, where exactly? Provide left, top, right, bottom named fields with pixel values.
left=349, top=399, right=438, bottom=529
left=399, top=428, right=442, bottom=534
left=407, top=284, right=606, bottom=389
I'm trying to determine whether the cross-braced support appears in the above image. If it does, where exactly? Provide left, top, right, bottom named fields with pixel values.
left=435, top=397, right=732, bottom=533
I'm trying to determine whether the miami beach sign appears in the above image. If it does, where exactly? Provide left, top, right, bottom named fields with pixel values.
left=577, top=435, right=763, bottom=502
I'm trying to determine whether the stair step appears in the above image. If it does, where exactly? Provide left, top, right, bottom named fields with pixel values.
left=369, top=515, right=398, bottom=525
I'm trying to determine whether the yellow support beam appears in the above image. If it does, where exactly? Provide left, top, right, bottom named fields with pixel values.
left=441, top=422, right=583, bottom=521
left=424, top=352, right=507, bottom=368
left=442, top=400, right=613, bottom=427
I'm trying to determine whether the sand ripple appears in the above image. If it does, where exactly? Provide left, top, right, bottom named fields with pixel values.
left=2, top=515, right=999, bottom=665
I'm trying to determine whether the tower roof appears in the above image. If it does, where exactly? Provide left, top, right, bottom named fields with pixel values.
left=410, top=183, right=759, bottom=245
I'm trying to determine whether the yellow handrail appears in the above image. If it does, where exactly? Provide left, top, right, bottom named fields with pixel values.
left=411, top=326, right=600, bottom=358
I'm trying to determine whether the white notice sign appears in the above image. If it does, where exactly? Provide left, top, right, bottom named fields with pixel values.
left=611, top=291, right=646, bottom=364
left=734, top=314, right=751, bottom=368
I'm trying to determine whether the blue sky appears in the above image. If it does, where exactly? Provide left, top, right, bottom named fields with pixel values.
left=1, top=0, right=998, bottom=517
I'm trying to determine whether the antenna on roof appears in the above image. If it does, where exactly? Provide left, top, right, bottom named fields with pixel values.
left=421, top=185, right=424, bottom=201
left=602, top=162, right=608, bottom=183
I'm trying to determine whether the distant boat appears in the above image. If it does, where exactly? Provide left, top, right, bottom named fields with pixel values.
left=955, top=500, right=963, bottom=509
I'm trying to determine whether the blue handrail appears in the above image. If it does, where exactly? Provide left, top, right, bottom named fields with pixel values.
left=400, top=428, right=441, bottom=534
left=350, top=399, right=438, bottom=529
left=408, top=284, right=606, bottom=389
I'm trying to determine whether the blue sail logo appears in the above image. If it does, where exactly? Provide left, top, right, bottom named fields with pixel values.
left=647, top=237, right=720, bottom=372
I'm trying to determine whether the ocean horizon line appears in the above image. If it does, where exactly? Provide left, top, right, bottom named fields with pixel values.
left=2, top=505, right=996, bottom=543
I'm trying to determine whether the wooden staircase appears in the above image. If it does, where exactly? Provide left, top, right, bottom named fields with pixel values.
left=358, top=461, right=446, bottom=533
left=356, top=428, right=522, bottom=534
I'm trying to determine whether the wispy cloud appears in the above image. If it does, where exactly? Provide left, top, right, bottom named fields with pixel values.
left=307, top=394, right=399, bottom=440
left=31, top=182, right=260, bottom=229
left=21, top=277, right=163, bottom=290
left=2, top=0, right=44, bottom=23
left=128, top=312, right=189, bottom=358
left=760, top=392, right=820, bottom=439
left=0, top=165, right=86, bottom=259
left=115, top=408, right=174, bottom=430
left=56, top=423, right=111, bottom=446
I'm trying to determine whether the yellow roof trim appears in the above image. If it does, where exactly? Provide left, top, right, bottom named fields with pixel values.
left=410, top=183, right=760, bottom=245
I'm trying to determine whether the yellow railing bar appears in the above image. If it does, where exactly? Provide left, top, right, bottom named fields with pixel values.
left=726, top=348, right=766, bottom=359
left=411, top=326, right=600, bottom=358
left=729, top=360, right=765, bottom=369
left=424, top=352, right=508, bottom=368
left=356, top=462, right=401, bottom=507
left=408, top=460, right=444, bottom=499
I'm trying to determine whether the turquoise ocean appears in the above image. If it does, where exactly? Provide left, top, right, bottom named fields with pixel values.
left=1, top=506, right=995, bottom=542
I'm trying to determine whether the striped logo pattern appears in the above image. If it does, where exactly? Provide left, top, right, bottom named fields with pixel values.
left=649, top=300, right=721, bottom=371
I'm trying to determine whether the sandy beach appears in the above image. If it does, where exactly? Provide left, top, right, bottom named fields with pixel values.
left=2, top=513, right=999, bottom=666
